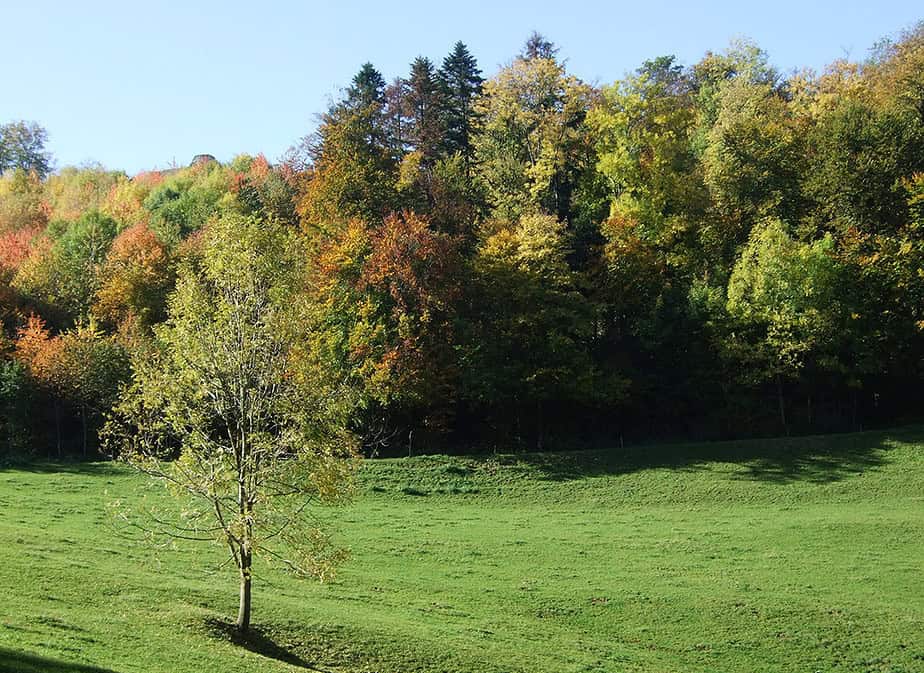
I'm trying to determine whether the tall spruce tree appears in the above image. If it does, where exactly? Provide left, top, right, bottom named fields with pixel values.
left=438, top=42, right=483, bottom=165
left=299, top=63, right=397, bottom=226
left=406, top=56, right=445, bottom=166
left=346, top=62, right=387, bottom=110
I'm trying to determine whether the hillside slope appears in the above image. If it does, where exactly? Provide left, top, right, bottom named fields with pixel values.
left=0, top=428, right=922, bottom=672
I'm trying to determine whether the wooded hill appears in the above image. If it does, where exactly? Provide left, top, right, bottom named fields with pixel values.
left=1, top=27, right=924, bottom=456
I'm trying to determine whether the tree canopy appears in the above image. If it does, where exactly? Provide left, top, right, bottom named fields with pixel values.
left=3, top=24, right=924, bottom=459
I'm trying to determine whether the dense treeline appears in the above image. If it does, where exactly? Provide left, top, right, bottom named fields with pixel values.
left=2, top=26, right=924, bottom=457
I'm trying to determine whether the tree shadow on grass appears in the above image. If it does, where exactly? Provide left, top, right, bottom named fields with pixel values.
left=510, top=426, right=923, bottom=485
left=0, top=460, right=125, bottom=476
left=0, top=648, right=120, bottom=673
left=204, top=618, right=328, bottom=671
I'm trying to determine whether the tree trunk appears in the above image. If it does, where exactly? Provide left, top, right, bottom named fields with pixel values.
left=81, top=404, right=87, bottom=457
left=236, top=467, right=253, bottom=633
left=54, top=400, right=61, bottom=458
left=852, top=389, right=859, bottom=431
left=236, top=560, right=251, bottom=633
left=777, top=376, right=788, bottom=435
left=514, top=397, right=521, bottom=448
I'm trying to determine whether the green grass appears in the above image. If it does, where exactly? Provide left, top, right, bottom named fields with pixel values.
left=1, top=428, right=923, bottom=672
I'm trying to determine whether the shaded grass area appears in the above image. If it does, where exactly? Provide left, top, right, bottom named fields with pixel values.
left=0, top=648, right=120, bottom=673
left=203, top=619, right=320, bottom=670
left=523, top=430, right=892, bottom=484
left=0, top=427, right=922, bottom=672
left=358, top=426, right=912, bottom=502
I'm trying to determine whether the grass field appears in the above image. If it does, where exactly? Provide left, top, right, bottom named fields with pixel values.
left=0, top=428, right=922, bottom=673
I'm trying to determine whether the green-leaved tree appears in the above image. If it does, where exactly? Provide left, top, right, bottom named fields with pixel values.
left=106, top=212, right=358, bottom=633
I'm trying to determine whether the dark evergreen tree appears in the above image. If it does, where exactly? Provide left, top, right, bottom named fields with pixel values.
left=299, top=63, right=397, bottom=225
left=438, top=42, right=483, bottom=165
left=346, top=62, right=387, bottom=110
left=406, top=57, right=445, bottom=166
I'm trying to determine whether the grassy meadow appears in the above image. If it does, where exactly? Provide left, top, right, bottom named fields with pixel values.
left=0, top=428, right=922, bottom=672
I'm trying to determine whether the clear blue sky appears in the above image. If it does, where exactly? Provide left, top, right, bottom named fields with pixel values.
left=3, top=0, right=921, bottom=175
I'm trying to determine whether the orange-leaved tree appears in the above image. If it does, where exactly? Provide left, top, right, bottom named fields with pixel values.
left=94, top=223, right=174, bottom=330
left=310, top=211, right=462, bottom=443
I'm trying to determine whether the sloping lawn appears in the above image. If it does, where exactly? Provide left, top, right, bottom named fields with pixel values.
left=0, top=428, right=922, bottom=672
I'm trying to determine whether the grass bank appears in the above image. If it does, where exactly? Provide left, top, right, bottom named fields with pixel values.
left=0, top=428, right=922, bottom=672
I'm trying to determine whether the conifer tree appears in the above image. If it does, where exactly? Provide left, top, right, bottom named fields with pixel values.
left=299, top=63, right=397, bottom=226
left=406, top=56, right=445, bottom=166
left=346, top=62, right=386, bottom=110
left=438, top=42, right=483, bottom=165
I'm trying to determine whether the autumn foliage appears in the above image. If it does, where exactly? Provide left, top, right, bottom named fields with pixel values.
left=94, top=223, right=172, bottom=329
left=3, top=26, right=924, bottom=456
left=312, top=212, right=461, bottom=422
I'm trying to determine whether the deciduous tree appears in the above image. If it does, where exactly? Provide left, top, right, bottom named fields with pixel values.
left=474, top=41, right=595, bottom=222
left=0, top=121, right=53, bottom=179
left=94, top=223, right=173, bottom=329
left=309, top=211, right=462, bottom=439
left=106, top=212, right=358, bottom=633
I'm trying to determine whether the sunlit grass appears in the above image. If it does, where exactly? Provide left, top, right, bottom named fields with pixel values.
left=1, top=427, right=922, bottom=672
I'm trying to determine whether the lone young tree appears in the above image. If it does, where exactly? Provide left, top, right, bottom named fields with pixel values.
left=106, top=212, right=358, bottom=633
